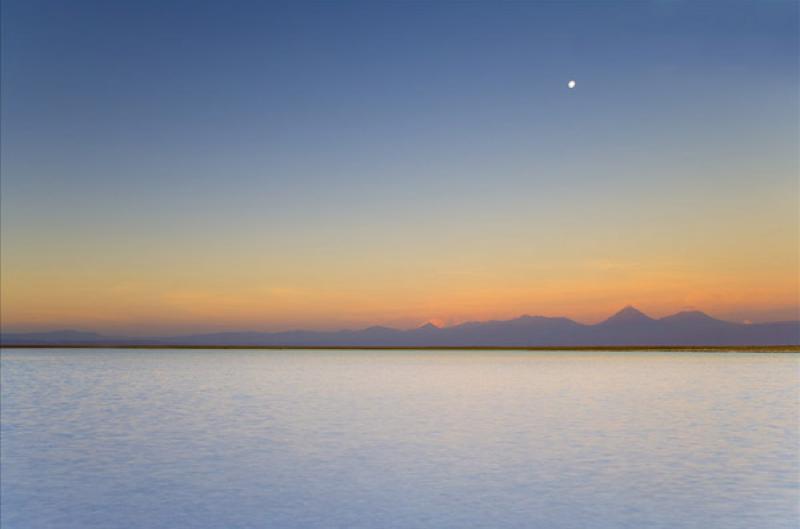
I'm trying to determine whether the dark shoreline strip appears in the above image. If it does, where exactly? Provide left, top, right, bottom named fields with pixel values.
left=1, top=344, right=798, bottom=352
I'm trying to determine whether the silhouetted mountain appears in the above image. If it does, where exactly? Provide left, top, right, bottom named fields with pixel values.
left=2, top=307, right=798, bottom=347
left=591, top=306, right=661, bottom=345
left=600, top=306, right=655, bottom=325
left=659, top=310, right=719, bottom=324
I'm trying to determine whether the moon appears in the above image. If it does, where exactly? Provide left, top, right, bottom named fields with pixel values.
left=567, top=80, right=576, bottom=89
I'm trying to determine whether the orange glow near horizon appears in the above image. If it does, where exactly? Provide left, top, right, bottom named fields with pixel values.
left=2, top=240, right=797, bottom=334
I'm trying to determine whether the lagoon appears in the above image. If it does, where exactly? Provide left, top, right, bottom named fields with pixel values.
left=1, top=349, right=797, bottom=529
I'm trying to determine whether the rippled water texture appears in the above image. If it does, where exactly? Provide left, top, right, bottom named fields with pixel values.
left=1, top=349, right=798, bottom=528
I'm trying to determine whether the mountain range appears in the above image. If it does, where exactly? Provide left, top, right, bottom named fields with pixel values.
left=1, top=307, right=798, bottom=347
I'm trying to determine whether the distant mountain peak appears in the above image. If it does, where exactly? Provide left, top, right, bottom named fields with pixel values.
left=516, top=314, right=544, bottom=321
left=417, top=322, right=440, bottom=331
left=601, top=306, right=654, bottom=325
left=660, top=310, right=719, bottom=324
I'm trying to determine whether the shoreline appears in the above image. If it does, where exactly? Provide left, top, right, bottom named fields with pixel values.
left=2, top=344, right=798, bottom=352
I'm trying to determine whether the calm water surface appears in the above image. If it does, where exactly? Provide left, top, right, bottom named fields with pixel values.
left=1, top=349, right=798, bottom=529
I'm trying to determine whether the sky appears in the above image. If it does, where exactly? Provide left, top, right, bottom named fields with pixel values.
left=1, top=0, right=798, bottom=335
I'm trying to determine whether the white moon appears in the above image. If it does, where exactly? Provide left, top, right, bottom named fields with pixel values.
left=567, top=80, right=576, bottom=89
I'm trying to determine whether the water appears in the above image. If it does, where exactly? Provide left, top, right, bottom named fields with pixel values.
left=1, top=349, right=797, bottom=529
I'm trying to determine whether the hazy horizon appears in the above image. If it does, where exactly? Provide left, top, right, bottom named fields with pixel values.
left=2, top=304, right=800, bottom=338
left=3, top=302, right=799, bottom=336
left=2, top=0, right=798, bottom=335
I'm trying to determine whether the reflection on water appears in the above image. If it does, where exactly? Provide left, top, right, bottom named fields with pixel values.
left=1, top=349, right=798, bottom=529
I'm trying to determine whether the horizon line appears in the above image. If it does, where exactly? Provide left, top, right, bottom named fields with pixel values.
left=2, top=345, right=799, bottom=352
left=3, top=305, right=799, bottom=337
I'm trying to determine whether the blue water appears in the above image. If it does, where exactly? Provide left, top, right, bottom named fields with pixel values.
left=1, top=349, right=798, bottom=529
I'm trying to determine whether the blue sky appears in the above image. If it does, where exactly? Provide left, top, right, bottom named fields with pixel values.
left=1, top=0, right=798, bottom=333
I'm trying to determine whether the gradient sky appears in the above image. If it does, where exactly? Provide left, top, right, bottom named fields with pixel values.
left=1, top=0, right=798, bottom=334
